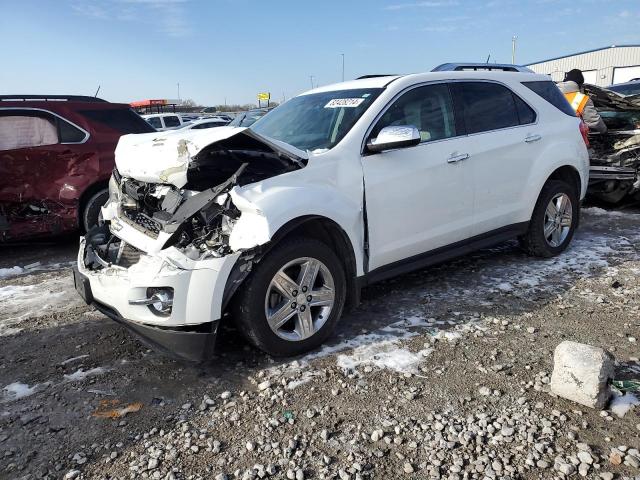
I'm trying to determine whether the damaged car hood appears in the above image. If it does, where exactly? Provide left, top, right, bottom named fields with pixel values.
left=115, top=126, right=308, bottom=188
left=583, top=84, right=640, bottom=111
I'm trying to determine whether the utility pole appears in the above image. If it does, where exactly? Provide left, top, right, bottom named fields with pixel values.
left=341, top=53, right=345, bottom=82
left=309, top=75, right=315, bottom=89
left=177, top=82, right=181, bottom=103
left=511, top=36, right=517, bottom=64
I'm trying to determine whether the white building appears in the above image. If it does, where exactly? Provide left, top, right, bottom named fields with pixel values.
left=525, top=44, right=640, bottom=87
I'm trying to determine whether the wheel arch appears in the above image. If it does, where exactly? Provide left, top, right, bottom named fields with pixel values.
left=221, top=215, right=361, bottom=315
left=77, top=180, right=109, bottom=231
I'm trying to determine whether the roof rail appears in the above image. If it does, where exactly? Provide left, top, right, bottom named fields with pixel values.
left=356, top=74, right=397, bottom=80
left=432, top=63, right=534, bottom=73
left=0, top=95, right=108, bottom=103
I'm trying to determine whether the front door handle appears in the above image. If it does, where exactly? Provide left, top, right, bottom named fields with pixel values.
left=447, top=153, right=470, bottom=164
left=524, top=134, right=542, bottom=143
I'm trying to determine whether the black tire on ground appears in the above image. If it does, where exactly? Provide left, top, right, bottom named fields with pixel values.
left=233, top=237, right=347, bottom=357
left=82, top=189, right=109, bottom=232
left=520, top=179, right=579, bottom=258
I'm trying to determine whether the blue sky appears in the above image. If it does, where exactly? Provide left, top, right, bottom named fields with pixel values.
left=1, top=0, right=638, bottom=106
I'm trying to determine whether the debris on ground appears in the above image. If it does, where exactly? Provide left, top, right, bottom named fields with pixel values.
left=92, top=400, right=143, bottom=419
left=549, top=341, right=615, bottom=409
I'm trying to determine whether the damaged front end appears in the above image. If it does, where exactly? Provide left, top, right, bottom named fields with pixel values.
left=75, top=127, right=308, bottom=361
left=584, top=85, right=640, bottom=204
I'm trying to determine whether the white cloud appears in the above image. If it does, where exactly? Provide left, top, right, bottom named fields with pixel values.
left=384, top=1, right=458, bottom=10
left=69, top=0, right=192, bottom=37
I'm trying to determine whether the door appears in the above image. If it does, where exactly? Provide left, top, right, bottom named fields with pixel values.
left=0, top=109, right=90, bottom=237
left=450, top=82, right=542, bottom=235
left=361, top=83, right=475, bottom=271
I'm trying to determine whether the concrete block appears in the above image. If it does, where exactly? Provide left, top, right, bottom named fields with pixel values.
left=550, top=341, right=614, bottom=409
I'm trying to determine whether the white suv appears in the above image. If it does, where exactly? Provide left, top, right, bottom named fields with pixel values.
left=74, top=68, right=589, bottom=361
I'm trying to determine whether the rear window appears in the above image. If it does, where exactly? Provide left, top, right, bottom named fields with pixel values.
left=163, top=116, right=181, bottom=127
left=80, top=109, right=155, bottom=134
left=523, top=81, right=576, bottom=117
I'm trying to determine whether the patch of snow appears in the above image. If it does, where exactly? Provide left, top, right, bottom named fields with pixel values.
left=583, top=207, right=639, bottom=218
left=337, top=341, right=432, bottom=375
left=0, top=275, right=83, bottom=336
left=610, top=393, right=639, bottom=418
left=496, top=282, right=513, bottom=292
left=286, top=371, right=321, bottom=390
left=1, top=382, right=39, bottom=402
left=64, top=367, right=108, bottom=382
left=0, top=261, right=75, bottom=280
left=60, top=355, right=89, bottom=366
left=0, top=266, right=25, bottom=279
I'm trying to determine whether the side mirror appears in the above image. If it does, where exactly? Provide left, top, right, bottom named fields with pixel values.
left=367, top=125, right=421, bottom=153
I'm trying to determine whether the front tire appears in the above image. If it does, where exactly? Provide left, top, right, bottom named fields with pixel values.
left=233, top=237, right=347, bottom=357
left=82, top=189, right=109, bottom=232
left=520, top=179, right=579, bottom=258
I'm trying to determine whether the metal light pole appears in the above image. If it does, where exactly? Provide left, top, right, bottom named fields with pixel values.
left=511, top=36, right=517, bottom=64
left=177, top=82, right=181, bottom=102
left=309, top=75, right=315, bottom=89
left=341, top=53, right=345, bottom=82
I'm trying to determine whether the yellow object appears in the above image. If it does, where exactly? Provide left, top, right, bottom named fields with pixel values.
left=564, top=92, right=589, bottom=116
left=257, top=92, right=270, bottom=101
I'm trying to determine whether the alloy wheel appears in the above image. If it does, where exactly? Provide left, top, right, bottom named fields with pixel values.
left=543, top=193, right=573, bottom=247
left=264, top=257, right=335, bottom=342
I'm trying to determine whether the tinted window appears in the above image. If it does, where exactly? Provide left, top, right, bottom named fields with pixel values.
left=514, top=95, right=536, bottom=124
left=523, top=81, right=576, bottom=117
left=371, top=83, right=457, bottom=142
left=163, top=116, right=180, bottom=127
left=147, top=117, right=162, bottom=129
left=58, top=118, right=86, bottom=143
left=608, top=82, right=640, bottom=96
left=80, top=109, right=154, bottom=134
left=453, top=82, right=520, bottom=134
left=0, top=113, right=58, bottom=150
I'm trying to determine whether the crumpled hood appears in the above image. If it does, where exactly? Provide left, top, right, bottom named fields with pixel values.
left=584, top=84, right=640, bottom=111
left=115, top=126, right=308, bottom=188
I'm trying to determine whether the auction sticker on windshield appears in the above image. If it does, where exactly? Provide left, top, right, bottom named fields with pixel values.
left=324, top=98, right=365, bottom=108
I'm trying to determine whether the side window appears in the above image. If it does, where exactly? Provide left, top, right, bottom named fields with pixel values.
left=163, top=116, right=180, bottom=127
left=522, top=81, right=576, bottom=117
left=58, top=118, right=86, bottom=143
left=147, top=117, right=162, bottom=129
left=453, top=82, right=521, bottom=134
left=0, top=113, right=59, bottom=151
left=372, top=83, right=457, bottom=143
left=513, top=95, right=536, bottom=125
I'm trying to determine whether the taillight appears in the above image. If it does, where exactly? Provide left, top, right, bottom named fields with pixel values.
left=579, top=121, right=590, bottom=148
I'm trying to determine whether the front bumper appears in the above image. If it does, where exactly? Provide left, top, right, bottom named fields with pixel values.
left=75, top=236, right=240, bottom=362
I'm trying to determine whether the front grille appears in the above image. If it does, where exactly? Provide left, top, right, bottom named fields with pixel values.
left=121, top=210, right=161, bottom=238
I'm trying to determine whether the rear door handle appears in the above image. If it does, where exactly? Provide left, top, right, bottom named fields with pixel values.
left=447, top=153, right=470, bottom=164
left=524, top=134, right=542, bottom=143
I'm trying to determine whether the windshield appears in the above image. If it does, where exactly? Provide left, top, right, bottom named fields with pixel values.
left=230, top=110, right=267, bottom=127
left=609, top=82, right=640, bottom=96
left=251, top=88, right=383, bottom=151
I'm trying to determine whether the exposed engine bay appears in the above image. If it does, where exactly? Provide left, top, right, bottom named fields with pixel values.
left=584, top=84, right=640, bottom=204
left=83, top=128, right=307, bottom=270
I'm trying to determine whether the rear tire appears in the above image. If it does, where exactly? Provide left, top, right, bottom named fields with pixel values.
left=233, top=237, right=346, bottom=357
left=82, top=189, right=109, bottom=232
left=520, top=179, right=579, bottom=258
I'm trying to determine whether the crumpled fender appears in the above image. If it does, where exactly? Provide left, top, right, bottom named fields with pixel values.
left=228, top=183, right=366, bottom=275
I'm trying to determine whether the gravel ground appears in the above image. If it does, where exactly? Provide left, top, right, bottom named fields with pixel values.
left=0, top=207, right=639, bottom=480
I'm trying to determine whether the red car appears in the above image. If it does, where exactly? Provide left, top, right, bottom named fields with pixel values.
left=0, top=95, right=155, bottom=241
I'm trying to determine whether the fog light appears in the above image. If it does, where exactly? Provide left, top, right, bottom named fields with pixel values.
left=129, top=287, right=173, bottom=316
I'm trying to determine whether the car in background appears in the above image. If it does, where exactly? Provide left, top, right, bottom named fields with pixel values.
left=228, top=108, right=271, bottom=127
left=0, top=94, right=155, bottom=241
left=210, top=114, right=232, bottom=122
left=142, top=113, right=191, bottom=131
left=583, top=84, right=640, bottom=204
left=176, top=118, right=229, bottom=131
left=607, top=79, right=640, bottom=96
